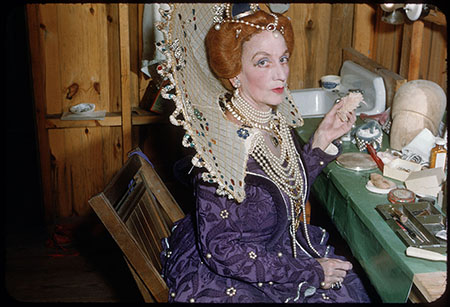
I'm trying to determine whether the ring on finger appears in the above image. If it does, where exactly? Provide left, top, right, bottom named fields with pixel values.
left=331, top=281, right=342, bottom=290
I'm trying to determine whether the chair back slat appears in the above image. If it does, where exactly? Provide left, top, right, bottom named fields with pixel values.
left=89, top=151, right=185, bottom=302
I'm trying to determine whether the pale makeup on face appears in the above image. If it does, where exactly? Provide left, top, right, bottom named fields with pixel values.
left=231, top=30, right=290, bottom=112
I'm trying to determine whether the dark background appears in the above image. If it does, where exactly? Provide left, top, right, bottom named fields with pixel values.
left=4, top=4, right=45, bottom=232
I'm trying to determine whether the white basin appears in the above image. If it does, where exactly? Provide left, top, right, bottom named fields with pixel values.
left=291, top=61, right=386, bottom=118
left=291, top=88, right=340, bottom=118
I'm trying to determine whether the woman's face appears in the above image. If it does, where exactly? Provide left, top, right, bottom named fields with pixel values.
left=232, top=30, right=290, bottom=111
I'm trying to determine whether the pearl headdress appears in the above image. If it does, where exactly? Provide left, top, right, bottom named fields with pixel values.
left=213, top=3, right=283, bottom=35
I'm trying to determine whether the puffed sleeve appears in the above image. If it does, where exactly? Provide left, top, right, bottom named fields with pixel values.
left=194, top=176, right=324, bottom=287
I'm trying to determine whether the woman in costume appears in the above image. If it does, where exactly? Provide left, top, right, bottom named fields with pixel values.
left=157, top=4, right=371, bottom=303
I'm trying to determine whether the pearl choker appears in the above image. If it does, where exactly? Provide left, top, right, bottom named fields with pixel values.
left=232, top=89, right=273, bottom=124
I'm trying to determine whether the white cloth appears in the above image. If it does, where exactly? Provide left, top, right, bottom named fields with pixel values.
left=141, top=3, right=169, bottom=77
left=401, top=128, right=436, bottom=165
left=324, top=143, right=339, bottom=156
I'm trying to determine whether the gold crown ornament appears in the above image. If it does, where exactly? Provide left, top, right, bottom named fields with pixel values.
left=213, top=3, right=284, bottom=37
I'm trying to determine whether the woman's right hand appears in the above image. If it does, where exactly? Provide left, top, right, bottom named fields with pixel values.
left=316, top=257, right=353, bottom=289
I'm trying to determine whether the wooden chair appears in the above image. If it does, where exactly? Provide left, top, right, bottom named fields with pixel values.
left=89, top=149, right=185, bottom=302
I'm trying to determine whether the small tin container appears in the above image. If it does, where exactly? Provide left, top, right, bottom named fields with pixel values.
left=388, top=188, right=416, bottom=204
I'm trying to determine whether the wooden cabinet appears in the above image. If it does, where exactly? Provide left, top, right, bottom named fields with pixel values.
left=27, top=4, right=165, bottom=222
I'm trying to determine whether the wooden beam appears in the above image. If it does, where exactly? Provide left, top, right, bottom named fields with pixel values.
left=352, top=4, right=376, bottom=59
left=119, top=4, right=133, bottom=162
left=408, top=20, right=424, bottom=80
left=422, top=8, right=446, bottom=26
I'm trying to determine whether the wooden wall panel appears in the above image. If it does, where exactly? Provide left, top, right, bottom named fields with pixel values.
left=425, top=23, right=447, bottom=89
left=364, top=4, right=447, bottom=92
left=101, top=127, right=124, bottom=185
left=399, top=21, right=413, bottom=79
left=281, top=3, right=355, bottom=90
left=327, top=4, right=354, bottom=75
left=419, top=22, right=433, bottom=80
left=286, top=3, right=332, bottom=89
left=37, top=4, right=61, bottom=115
left=48, top=127, right=123, bottom=218
left=372, top=7, right=403, bottom=73
left=352, top=4, right=376, bottom=58
left=128, top=4, right=140, bottom=109
left=48, top=129, right=71, bottom=218
left=38, top=4, right=115, bottom=114
left=119, top=4, right=133, bottom=161
left=28, top=4, right=125, bottom=222
left=66, top=128, right=104, bottom=216
left=106, top=4, right=121, bottom=112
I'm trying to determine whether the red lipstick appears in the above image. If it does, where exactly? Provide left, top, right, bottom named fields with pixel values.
left=272, top=87, right=284, bottom=94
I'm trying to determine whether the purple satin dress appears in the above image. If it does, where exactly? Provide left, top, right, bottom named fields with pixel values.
left=160, top=134, right=371, bottom=303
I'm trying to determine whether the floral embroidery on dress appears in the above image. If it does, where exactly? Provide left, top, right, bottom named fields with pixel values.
left=237, top=127, right=250, bottom=139
left=226, top=287, right=237, bottom=297
left=220, top=209, right=229, bottom=219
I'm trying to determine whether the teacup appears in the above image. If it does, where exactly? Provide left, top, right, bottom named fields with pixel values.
left=321, top=75, right=341, bottom=91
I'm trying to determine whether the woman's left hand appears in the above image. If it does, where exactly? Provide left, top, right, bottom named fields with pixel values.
left=311, top=100, right=356, bottom=151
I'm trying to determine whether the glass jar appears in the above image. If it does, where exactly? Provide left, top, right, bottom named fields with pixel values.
left=430, top=138, right=447, bottom=169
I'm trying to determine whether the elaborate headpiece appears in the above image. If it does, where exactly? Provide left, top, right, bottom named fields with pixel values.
left=155, top=4, right=303, bottom=202
left=213, top=3, right=283, bottom=35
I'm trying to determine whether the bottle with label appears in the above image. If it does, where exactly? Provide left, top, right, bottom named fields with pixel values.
left=430, top=138, right=447, bottom=169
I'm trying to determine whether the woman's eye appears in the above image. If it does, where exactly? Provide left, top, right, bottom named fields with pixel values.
left=256, top=59, right=269, bottom=67
left=280, top=56, right=289, bottom=63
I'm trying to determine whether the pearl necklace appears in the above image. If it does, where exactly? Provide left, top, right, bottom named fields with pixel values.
left=252, top=115, right=323, bottom=258
left=232, top=89, right=273, bottom=125
left=226, top=91, right=281, bottom=147
left=226, top=92, right=323, bottom=258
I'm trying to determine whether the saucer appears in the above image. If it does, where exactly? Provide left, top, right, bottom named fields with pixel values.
left=70, top=103, right=95, bottom=114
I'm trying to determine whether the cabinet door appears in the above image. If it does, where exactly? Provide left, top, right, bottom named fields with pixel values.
left=48, top=127, right=123, bottom=217
left=36, top=3, right=121, bottom=114
left=27, top=4, right=123, bottom=221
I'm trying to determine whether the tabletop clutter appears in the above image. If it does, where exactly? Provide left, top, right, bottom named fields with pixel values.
left=335, top=80, right=447, bottom=261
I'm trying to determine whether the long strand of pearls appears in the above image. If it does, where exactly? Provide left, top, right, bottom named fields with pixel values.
left=226, top=92, right=323, bottom=258
left=253, top=122, right=323, bottom=258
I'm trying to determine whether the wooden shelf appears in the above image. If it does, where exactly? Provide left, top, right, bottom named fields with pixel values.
left=45, top=108, right=167, bottom=129
left=131, top=107, right=168, bottom=125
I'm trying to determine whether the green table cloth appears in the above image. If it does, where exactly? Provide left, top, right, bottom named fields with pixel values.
left=295, top=118, right=446, bottom=303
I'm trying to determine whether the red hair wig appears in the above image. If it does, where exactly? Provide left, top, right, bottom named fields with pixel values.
left=205, top=10, right=294, bottom=91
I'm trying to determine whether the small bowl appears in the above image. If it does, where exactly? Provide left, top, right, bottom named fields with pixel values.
left=70, top=103, right=95, bottom=114
left=321, top=75, right=341, bottom=91
left=355, top=120, right=383, bottom=151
